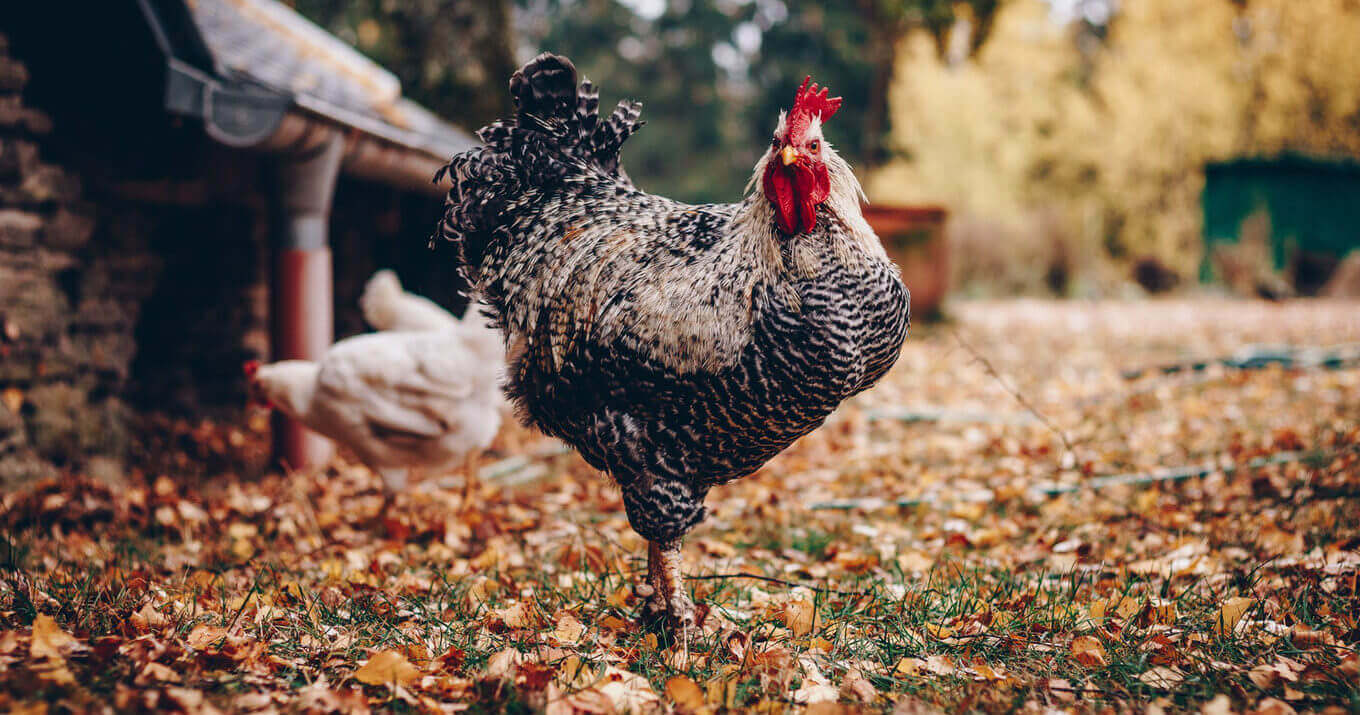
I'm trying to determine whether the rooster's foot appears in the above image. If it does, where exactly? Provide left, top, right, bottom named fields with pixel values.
left=637, top=539, right=700, bottom=648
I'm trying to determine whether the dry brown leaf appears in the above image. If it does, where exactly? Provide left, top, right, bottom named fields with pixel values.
left=1287, top=626, right=1328, bottom=648
left=136, top=661, right=182, bottom=686
left=1071, top=635, right=1108, bottom=668
left=185, top=624, right=228, bottom=651
left=664, top=675, right=706, bottom=712
left=552, top=612, right=586, bottom=644
left=892, top=696, right=946, bottom=715
left=583, top=666, right=659, bottom=713
left=30, top=614, right=80, bottom=661
left=1142, top=599, right=1178, bottom=627
left=1138, top=666, right=1184, bottom=690
left=1, top=387, right=23, bottom=414
left=485, top=648, right=523, bottom=680
left=783, top=597, right=820, bottom=638
left=1215, top=597, right=1255, bottom=636
left=840, top=668, right=877, bottom=703
left=1249, top=664, right=1280, bottom=690
left=893, top=657, right=925, bottom=677
left=1200, top=694, right=1232, bottom=715
left=792, top=680, right=840, bottom=705
left=1249, top=698, right=1297, bottom=715
left=494, top=601, right=535, bottom=630
left=354, top=650, right=420, bottom=687
left=923, top=655, right=956, bottom=677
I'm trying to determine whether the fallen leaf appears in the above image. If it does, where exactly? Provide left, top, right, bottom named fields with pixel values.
left=1250, top=698, right=1296, bottom=715
left=924, top=654, right=956, bottom=677
left=582, top=666, right=659, bottom=712
left=1141, top=599, right=1177, bottom=627
left=354, top=650, right=420, bottom=687
left=552, top=612, right=585, bottom=644
left=1215, top=597, right=1254, bottom=636
left=792, top=681, right=840, bottom=704
left=664, top=675, right=706, bottom=712
left=1138, top=666, right=1184, bottom=690
left=185, top=624, right=228, bottom=651
left=1071, top=635, right=1108, bottom=668
left=1287, top=626, right=1328, bottom=648
left=485, top=648, right=523, bottom=680
left=892, top=696, right=946, bottom=714
left=30, top=614, right=81, bottom=660
left=783, top=596, right=820, bottom=637
left=1, top=387, right=23, bottom=414
left=841, top=668, right=877, bottom=703
left=893, top=657, right=925, bottom=677
left=1200, top=694, right=1232, bottom=715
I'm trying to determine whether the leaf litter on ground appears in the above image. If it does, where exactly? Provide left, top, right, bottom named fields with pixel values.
left=0, top=299, right=1357, bottom=713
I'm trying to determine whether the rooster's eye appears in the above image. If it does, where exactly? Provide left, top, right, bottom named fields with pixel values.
left=771, top=137, right=780, bottom=149
left=808, top=140, right=820, bottom=152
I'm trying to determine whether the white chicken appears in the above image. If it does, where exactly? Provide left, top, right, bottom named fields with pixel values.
left=246, top=312, right=504, bottom=508
left=359, top=269, right=462, bottom=333
left=360, top=269, right=511, bottom=415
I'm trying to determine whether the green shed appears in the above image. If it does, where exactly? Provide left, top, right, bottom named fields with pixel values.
left=1201, top=155, right=1360, bottom=293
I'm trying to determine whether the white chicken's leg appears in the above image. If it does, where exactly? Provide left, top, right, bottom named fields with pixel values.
left=379, top=467, right=409, bottom=493
left=637, top=540, right=696, bottom=650
left=370, top=467, right=408, bottom=528
left=459, top=452, right=481, bottom=513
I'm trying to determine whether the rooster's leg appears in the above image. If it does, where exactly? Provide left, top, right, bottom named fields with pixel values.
left=638, top=539, right=695, bottom=642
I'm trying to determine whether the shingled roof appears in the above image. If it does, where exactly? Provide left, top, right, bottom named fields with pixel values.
left=181, top=0, right=475, bottom=162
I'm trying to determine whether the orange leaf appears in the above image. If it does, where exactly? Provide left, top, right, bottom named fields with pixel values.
left=1215, top=597, right=1254, bottom=636
left=1071, top=635, right=1107, bottom=668
left=354, top=650, right=420, bottom=688
left=783, top=597, right=820, bottom=638
left=664, top=675, right=706, bottom=712
left=30, top=614, right=80, bottom=661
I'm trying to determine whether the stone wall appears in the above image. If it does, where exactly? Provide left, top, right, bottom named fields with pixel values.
left=0, top=31, right=465, bottom=487
left=0, top=34, right=169, bottom=484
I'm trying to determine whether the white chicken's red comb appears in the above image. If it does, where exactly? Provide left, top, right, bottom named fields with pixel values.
left=791, top=76, right=842, bottom=123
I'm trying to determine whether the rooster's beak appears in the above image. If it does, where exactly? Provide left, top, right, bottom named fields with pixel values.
left=780, top=146, right=799, bottom=166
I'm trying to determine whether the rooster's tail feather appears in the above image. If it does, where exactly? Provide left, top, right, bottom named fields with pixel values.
left=434, top=53, right=643, bottom=292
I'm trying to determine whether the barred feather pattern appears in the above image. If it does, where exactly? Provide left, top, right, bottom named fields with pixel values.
left=436, top=53, right=909, bottom=543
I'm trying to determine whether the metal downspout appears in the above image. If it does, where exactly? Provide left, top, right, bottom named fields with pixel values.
left=270, top=130, right=343, bottom=469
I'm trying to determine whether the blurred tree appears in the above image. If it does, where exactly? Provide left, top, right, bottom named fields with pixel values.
left=292, top=0, right=1005, bottom=202
left=288, top=0, right=516, bottom=130
left=518, top=0, right=1003, bottom=201
left=869, top=0, right=1360, bottom=289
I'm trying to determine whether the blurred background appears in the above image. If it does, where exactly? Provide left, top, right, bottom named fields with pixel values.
left=293, top=0, right=1360, bottom=300
left=1, top=0, right=1357, bottom=484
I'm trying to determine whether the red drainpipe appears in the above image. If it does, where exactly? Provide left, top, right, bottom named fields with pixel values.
left=269, top=131, right=343, bottom=470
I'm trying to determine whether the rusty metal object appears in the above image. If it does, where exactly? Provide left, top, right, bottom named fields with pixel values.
left=267, top=134, right=342, bottom=469
left=862, top=204, right=949, bottom=318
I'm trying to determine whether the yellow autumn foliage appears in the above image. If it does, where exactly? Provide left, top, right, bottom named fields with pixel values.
left=869, top=0, right=1360, bottom=288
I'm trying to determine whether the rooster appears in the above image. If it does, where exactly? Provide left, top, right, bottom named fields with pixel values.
left=437, top=54, right=909, bottom=636
left=244, top=325, right=503, bottom=510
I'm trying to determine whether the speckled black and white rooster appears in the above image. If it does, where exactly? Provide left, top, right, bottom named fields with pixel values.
left=437, top=54, right=909, bottom=636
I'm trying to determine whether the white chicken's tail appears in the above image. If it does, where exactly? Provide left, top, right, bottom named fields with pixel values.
left=360, top=269, right=459, bottom=333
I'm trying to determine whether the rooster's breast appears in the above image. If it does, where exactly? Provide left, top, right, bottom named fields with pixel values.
left=512, top=246, right=908, bottom=490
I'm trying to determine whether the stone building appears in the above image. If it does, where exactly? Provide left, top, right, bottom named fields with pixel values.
left=1, top=1, right=476, bottom=485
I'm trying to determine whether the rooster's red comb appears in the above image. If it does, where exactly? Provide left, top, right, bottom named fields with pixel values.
left=243, top=360, right=261, bottom=378
left=791, top=76, right=842, bottom=123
